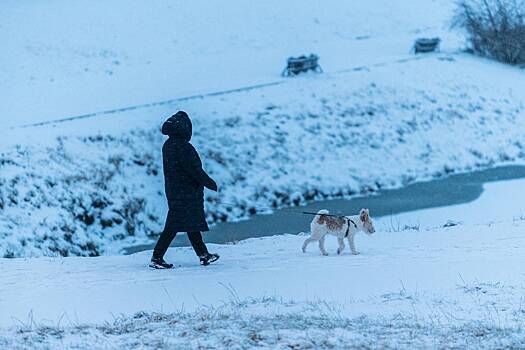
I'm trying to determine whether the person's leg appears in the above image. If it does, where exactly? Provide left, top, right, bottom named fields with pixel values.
left=187, top=231, right=209, bottom=257
left=152, top=206, right=179, bottom=260
left=152, top=229, right=177, bottom=259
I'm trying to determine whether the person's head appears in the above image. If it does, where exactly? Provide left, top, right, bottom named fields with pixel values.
left=161, top=111, right=192, bottom=141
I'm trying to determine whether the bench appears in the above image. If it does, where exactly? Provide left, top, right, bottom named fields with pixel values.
left=282, top=54, right=323, bottom=76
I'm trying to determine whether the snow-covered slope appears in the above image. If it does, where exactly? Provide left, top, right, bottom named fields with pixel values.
left=2, top=0, right=457, bottom=128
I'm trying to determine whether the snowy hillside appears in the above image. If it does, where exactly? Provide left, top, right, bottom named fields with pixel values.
left=2, top=0, right=456, bottom=128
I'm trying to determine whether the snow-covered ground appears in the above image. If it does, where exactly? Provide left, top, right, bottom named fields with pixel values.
left=3, top=0, right=525, bottom=348
left=1, top=182, right=525, bottom=348
left=375, top=178, right=525, bottom=232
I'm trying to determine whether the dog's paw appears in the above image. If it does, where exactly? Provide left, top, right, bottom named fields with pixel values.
left=302, top=248, right=306, bottom=253
left=351, top=251, right=360, bottom=255
left=321, top=252, right=329, bottom=256
left=337, top=248, right=343, bottom=255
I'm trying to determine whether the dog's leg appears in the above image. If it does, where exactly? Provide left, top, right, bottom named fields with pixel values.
left=318, top=235, right=329, bottom=256
left=348, top=234, right=359, bottom=255
left=302, top=237, right=316, bottom=253
left=337, top=237, right=345, bottom=255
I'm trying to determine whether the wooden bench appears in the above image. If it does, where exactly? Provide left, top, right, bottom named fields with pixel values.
left=414, top=38, right=441, bottom=54
left=282, top=54, right=323, bottom=76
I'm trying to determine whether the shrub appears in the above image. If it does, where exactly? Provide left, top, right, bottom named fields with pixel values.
left=453, top=0, right=525, bottom=64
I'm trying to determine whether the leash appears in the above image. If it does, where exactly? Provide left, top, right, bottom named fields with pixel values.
left=302, top=211, right=356, bottom=223
left=212, top=201, right=287, bottom=213
left=214, top=201, right=358, bottom=236
left=212, top=196, right=307, bottom=213
left=212, top=201, right=357, bottom=227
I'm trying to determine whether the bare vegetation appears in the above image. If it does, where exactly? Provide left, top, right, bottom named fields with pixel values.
left=2, top=298, right=525, bottom=349
left=454, top=0, right=525, bottom=64
left=0, top=132, right=164, bottom=257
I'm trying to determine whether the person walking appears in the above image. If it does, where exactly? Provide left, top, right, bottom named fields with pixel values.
left=150, top=111, right=220, bottom=269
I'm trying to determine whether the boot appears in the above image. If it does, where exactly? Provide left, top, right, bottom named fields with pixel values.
left=149, top=257, right=174, bottom=269
left=199, top=253, right=220, bottom=266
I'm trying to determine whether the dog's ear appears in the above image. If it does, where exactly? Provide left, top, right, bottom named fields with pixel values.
left=360, top=208, right=369, bottom=222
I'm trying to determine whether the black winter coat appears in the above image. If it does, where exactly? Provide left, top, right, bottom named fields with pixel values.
left=161, top=112, right=217, bottom=232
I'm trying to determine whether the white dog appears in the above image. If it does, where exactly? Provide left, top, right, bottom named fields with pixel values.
left=302, top=209, right=375, bottom=256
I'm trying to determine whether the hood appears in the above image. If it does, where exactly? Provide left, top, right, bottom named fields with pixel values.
left=161, top=111, right=192, bottom=141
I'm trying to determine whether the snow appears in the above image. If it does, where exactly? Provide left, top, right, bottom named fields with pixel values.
left=3, top=0, right=525, bottom=346
left=375, top=178, right=525, bottom=231
left=2, top=302, right=525, bottom=349
left=1, top=0, right=457, bottom=128
left=1, top=187, right=525, bottom=347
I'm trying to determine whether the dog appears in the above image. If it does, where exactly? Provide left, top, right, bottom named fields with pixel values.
left=302, top=209, right=375, bottom=256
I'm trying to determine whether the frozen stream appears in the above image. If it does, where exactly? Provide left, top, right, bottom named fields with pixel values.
left=125, top=165, right=525, bottom=254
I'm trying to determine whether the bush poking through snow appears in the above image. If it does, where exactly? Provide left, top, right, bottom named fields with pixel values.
left=2, top=299, right=525, bottom=349
left=454, top=0, right=525, bottom=64
left=0, top=134, right=165, bottom=258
